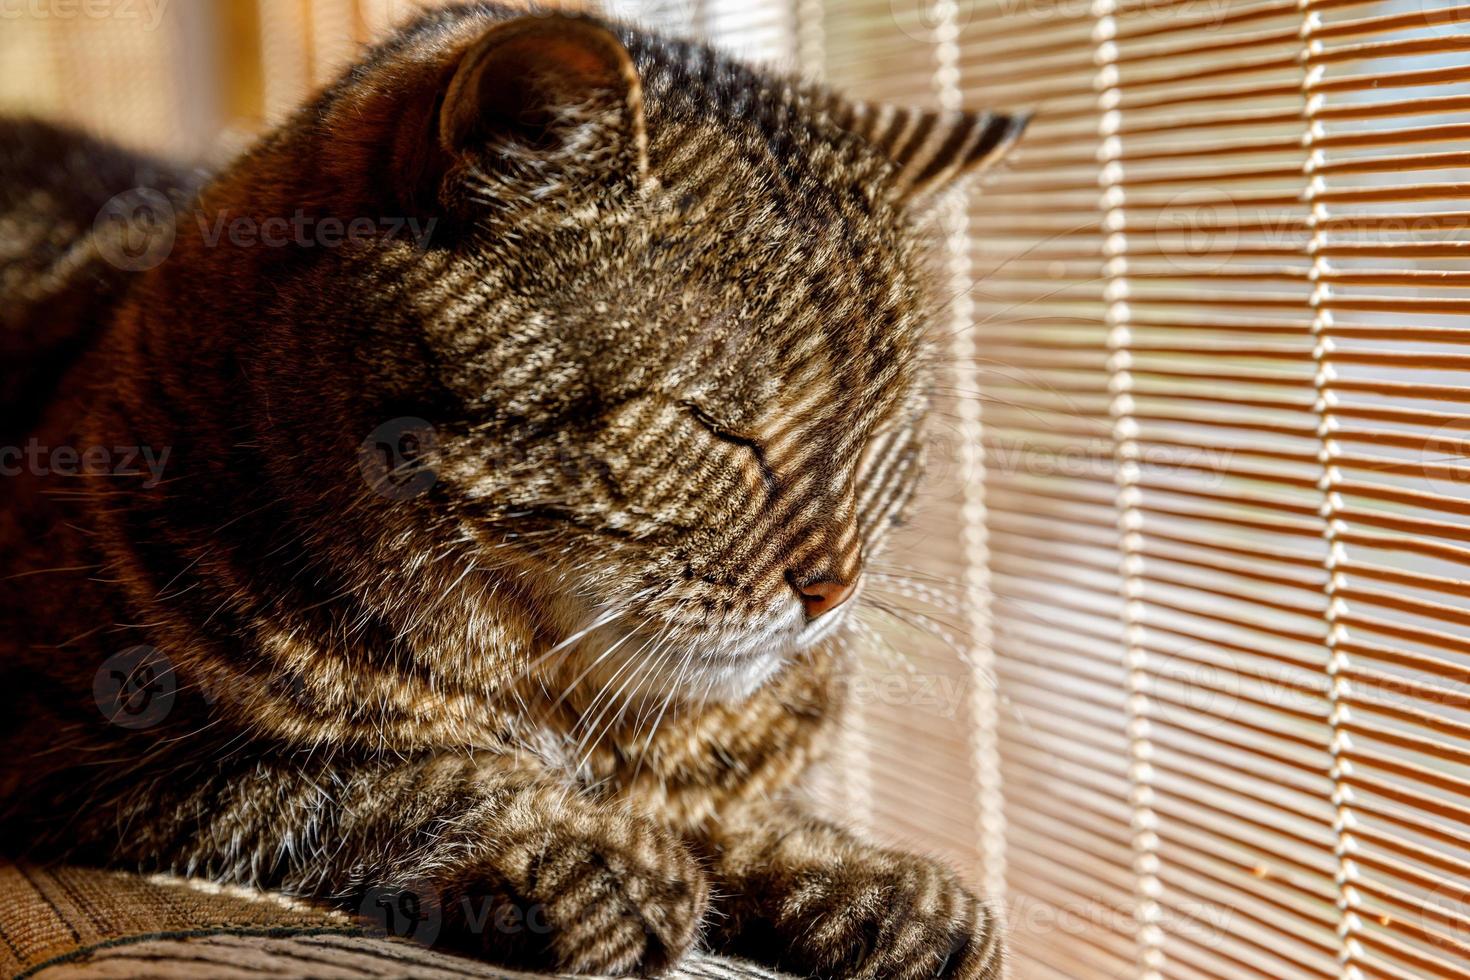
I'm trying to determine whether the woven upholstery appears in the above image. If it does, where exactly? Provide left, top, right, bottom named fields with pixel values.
left=0, top=863, right=787, bottom=979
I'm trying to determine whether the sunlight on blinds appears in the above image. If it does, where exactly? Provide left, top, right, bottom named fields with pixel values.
left=949, top=3, right=1141, bottom=974
left=1309, top=1, right=1470, bottom=975
left=1097, top=0, right=1338, bottom=976
left=813, top=0, right=1009, bottom=905
left=818, top=0, right=1470, bottom=977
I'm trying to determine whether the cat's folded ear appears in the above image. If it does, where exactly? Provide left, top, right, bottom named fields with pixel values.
left=435, top=14, right=648, bottom=199
left=827, top=98, right=1030, bottom=205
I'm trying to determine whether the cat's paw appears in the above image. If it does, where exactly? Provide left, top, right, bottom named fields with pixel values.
left=438, top=813, right=708, bottom=977
left=742, top=849, right=1004, bottom=980
left=525, top=824, right=708, bottom=975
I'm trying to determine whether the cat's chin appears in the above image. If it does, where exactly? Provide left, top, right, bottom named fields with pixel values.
left=674, top=647, right=791, bottom=703
left=656, top=606, right=855, bottom=702
left=554, top=602, right=831, bottom=707
left=693, top=610, right=854, bottom=700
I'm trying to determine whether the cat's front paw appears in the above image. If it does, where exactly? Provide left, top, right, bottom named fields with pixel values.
left=738, top=848, right=1003, bottom=980
left=433, top=813, right=709, bottom=977
left=525, top=825, right=709, bottom=976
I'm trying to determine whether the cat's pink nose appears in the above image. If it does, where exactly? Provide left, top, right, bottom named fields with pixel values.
left=795, top=578, right=857, bottom=621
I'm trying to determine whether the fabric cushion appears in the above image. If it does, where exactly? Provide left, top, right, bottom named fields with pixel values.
left=0, top=863, right=786, bottom=979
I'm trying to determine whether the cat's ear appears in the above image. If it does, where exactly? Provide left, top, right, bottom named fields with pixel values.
left=827, top=99, right=1030, bottom=205
left=438, top=15, right=648, bottom=187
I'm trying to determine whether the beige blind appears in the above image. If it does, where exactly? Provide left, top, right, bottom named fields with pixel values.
left=811, top=0, right=1011, bottom=897
left=1306, top=3, right=1470, bottom=977
left=816, top=0, right=1470, bottom=977
left=9, top=2, right=1470, bottom=978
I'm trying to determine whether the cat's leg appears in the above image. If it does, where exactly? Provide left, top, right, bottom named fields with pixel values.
left=90, top=751, right=708, bottom=976
left=696, top=808, right=1005, bottom=980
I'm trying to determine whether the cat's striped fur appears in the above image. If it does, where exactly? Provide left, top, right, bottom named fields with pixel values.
left=0, top=4, right=1024, bottom=976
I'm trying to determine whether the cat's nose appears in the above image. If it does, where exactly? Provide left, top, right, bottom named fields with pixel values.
left=793, top=576, right=858, bottom=621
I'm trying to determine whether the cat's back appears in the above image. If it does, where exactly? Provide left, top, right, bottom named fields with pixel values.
left=0, top=118, right=195, bottom=443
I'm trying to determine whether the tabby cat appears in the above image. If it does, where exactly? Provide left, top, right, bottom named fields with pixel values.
left=0, top=4, right=1026, bottom=976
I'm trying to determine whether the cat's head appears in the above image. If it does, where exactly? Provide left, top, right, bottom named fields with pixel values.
left=213, top=9, right=1026, bottom=707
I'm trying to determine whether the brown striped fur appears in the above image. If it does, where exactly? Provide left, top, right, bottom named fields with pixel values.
left=0, top=5, right=1024, bottom=976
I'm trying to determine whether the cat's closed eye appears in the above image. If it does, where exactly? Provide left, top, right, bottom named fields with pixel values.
left=678, top=399, right=776, bottom=493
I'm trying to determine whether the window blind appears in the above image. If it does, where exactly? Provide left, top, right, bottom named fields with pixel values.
left=7, top=2, right=1470, bottom=977
left=1305, top=4, right=1470, bottom=977
left=808, top=0, right=1012, bottom=899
